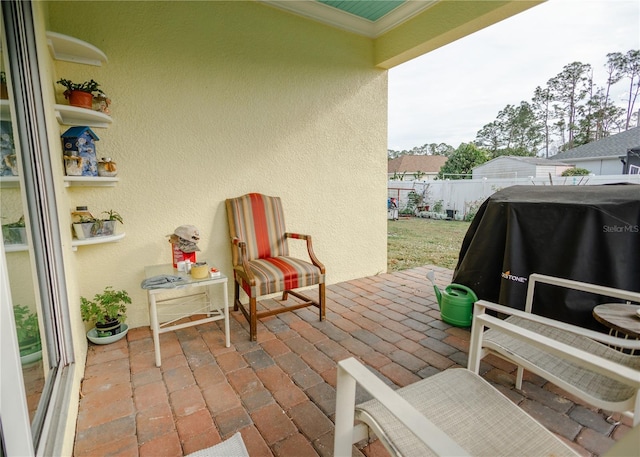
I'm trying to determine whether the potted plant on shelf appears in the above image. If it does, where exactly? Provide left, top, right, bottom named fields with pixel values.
left=89, top=210, right=123, bottom=237
left=72, top=209, right=123, bottom=239
left=13, top=304, right=42, bottom=365
left=56, top=78, right=105, bottom=110
left=97, top=210, right=123, bottom=236
left=81, top=286, right=130, bottom=343
left=72, top=214, right=97, bottom=240
left=2, top=215, right=27, bottom=245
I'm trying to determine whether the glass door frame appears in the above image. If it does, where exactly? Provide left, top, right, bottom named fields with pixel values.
left=0, top=244, right=34, bottom=457
left=1, top=1, right=76, bottom=455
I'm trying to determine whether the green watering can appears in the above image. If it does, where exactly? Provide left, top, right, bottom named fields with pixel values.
left=427, top=271, right=478, bottom=327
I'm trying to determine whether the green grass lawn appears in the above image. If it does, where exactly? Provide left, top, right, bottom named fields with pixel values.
left=387, top=217, right=471, bottom=272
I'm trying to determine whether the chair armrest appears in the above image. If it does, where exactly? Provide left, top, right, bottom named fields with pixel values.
left=231, top=236, right=255, bottom=284
left=475, top=299, right=640, bottom=350
left=285, top=232, right=325, bottom=272
left=334, top=357, right=469, bottom=457
left=472, top=300, right=640, bottom=386
left=525, top=273, right=640, bottom=313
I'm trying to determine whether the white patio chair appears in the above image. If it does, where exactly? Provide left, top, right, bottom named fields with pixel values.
left=468, top=274, right=640, bottom=426
left=185, top=431, right=249, bottom=457
left=334, top=357, right=579, bottom=457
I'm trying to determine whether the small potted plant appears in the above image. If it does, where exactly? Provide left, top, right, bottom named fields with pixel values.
left=72, top=214, right=98, bottom=240
left=56, top=78, right=105, bottom=109
left=81, top=286, right=130, bottom=341
left=72, top=209, right=123, bottom=239
left=93, top=210, right=123, bottom=237
left=2, top=215, right=27, bottom=245
left=13, top=304, right=42, bottom=365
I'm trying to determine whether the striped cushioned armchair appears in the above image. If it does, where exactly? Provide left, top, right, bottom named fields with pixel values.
left=225, top=193, right=325, bottom=341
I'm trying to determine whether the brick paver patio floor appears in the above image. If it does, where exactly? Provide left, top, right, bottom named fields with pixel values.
left=73, top=265, right=632, bottom=456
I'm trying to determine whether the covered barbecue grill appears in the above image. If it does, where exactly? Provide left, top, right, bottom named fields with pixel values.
left=452, top=184, right=640, bottom=330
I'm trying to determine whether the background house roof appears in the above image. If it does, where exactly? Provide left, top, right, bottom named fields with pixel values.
left=388, top=155, right=448, bottom=173
left=550, top=126, right=640, bottom=161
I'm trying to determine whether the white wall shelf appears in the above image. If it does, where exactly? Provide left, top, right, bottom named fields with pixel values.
left=4, top=244, right=28, bottom=253
left=1, top=100, right=10, bottom=120
left=64, top=176, right=119, bottom=187
left=0, top=176, right=19, bottom=188
left=46, top=31, right=121, bottom=253
left=71, top=233, right=125, bottom=251
left=55, top=104, right=112, bottom=128
left=46, top=31, right=108, bottom=66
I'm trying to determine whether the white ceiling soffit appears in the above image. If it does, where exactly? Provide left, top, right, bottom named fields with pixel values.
left=261, top=0, right=439, bottom=38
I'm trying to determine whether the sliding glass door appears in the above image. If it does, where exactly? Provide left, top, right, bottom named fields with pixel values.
left=1, top=2, right=74, bottom=455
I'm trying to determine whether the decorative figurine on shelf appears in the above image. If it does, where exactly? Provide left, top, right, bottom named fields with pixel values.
left=167, top=225, right=200, bottom=268
left=61, top=126, right=99, bottom=176
left=63, top=156, right=83, bottom=176
left=93, top=93, right=111, bottom=115
left=0, top=120, right=17, bottom=176
left=97, top=157, right=117, bottom=177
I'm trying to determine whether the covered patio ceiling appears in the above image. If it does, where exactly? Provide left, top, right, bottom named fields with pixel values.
left=261, top=0, right=544, bottom=67
left=263, top=0, right=439, bottom=37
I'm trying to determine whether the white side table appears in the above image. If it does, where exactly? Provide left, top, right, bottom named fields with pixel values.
left=144, top=264, right=230, bottom=367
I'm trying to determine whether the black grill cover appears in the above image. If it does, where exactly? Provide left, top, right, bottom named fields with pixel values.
left=452, top=184, right=640, bottom=330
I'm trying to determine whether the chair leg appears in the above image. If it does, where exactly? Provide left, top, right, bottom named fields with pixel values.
left=516, top=367, right=524, bottom=390
left=334, top=362, right=358, bottom=457
left=319, top=283, right=326, bottom=321
left=234, top=280, right=240, bottom=312
left=250, top=296, right=257, bottom=341
left=467, top=305, right=485, bottom=374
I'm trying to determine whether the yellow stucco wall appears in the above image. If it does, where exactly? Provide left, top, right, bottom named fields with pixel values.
left=46, top=1, right=388, bottom=331
left=40, top=1, right=388, bottom=453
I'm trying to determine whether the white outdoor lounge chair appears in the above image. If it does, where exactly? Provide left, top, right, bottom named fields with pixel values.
left=468, top=273, right=640, bottom=426
left=333, top=357, right=579, bottom=457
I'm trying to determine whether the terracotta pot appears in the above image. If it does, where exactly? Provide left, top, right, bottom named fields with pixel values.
left=65, top=90, right=93, bottom=109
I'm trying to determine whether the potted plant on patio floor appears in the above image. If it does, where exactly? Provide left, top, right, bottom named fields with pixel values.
left=81, top=286, right=131, bottom=344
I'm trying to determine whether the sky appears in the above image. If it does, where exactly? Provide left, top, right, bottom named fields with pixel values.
left=387, top=0, right=640, bottom=151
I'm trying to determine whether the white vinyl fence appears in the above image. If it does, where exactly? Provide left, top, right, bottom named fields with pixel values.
left=388, top=174, right=640, bottom=220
